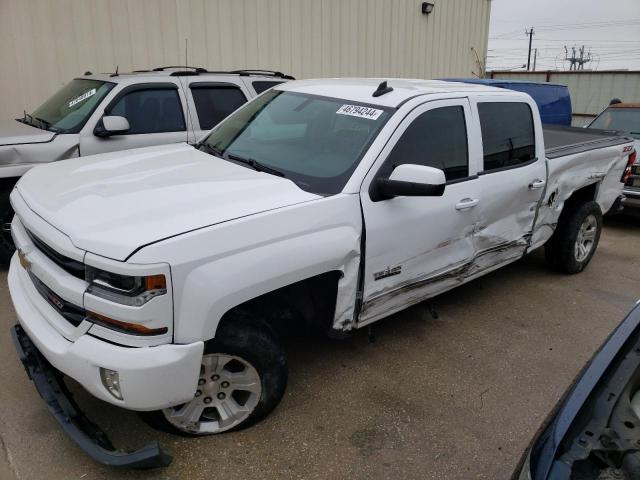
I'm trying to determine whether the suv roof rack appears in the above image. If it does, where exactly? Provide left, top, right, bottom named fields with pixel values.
left=153, top=66, right=208, bottom=73
left=140, top=66, right=294, bottom=79
left=228, top=69, right=295, bottom=80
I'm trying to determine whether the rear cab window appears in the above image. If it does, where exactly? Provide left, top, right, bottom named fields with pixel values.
left=477, top=102, right=536, bottom=172
left=190, top=83, right=248, bottom=130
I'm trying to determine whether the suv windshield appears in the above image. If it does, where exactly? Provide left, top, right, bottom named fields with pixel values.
left=201, top=90, right=392, bottom=194
left=28, top=79, right=115, bottom=133
left=589, top=107, right=640, bottom=139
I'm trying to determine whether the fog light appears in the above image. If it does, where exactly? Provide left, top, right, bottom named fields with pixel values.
left=100, top=368, right=123, bottom=400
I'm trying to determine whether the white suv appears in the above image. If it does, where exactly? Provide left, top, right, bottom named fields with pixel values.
left=0, top=67, right=292, bottom=262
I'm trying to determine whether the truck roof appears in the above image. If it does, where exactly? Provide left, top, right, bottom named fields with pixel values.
left=276, top=78, right=511, bottom=108
left=442, top=77, right=568, bottom=88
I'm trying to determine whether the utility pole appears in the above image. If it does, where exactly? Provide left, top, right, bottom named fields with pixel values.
left=533, top=48, right=537, bottom=71
left=525, top=27, right=535, bottom=71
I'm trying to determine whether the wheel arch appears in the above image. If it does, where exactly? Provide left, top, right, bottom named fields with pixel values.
left=211, top=270, right=343, bottom=341
left=557, top=182, right=599, bottom=223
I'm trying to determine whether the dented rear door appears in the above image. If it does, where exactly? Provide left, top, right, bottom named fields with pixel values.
left=358, top=98, right=482, bottom=325
left=469, top=97, right=546, bottom=271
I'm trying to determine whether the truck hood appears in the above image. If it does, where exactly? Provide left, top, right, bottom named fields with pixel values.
left=16, top=143, right=321, bottom=260
left=0, top=119, right=56, bottom=146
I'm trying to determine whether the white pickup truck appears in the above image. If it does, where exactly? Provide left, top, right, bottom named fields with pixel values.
left=8, top=79, right=636, bottom=467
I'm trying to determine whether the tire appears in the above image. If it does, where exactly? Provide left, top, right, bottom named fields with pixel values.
left=544, top=200, right=602, bottom=274
left=142, top=316, right=287, bottom=436
left=0, top=185, right=16, bottom=266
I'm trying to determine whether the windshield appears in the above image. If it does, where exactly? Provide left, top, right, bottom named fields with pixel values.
left=29, top=79, right=115, bottom=133
left=589, top=108, right=640, bottom=139
left=201, top=90, right=392, bottom=194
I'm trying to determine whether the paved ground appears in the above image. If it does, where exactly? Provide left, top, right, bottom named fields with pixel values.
left=0, top=216, right=639, bottom=480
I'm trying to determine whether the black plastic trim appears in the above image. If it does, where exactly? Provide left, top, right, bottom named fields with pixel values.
left=25, top=228, right=85, bottom=279
left=189, top=81, right=244, bottom=89
left=10, top=324, right=172, bottom=469
left=478, top=157, right=539, bottom=176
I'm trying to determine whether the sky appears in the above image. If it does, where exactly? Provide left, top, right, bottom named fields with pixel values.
left=487, top=0, right=640, bottom=72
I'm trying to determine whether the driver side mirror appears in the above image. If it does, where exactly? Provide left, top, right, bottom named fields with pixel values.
left=372, top=164, right=446, bottom=201
left=94, top=115, right=130, bottom=137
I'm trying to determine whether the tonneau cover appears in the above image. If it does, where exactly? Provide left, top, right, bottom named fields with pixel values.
left=544, top=125, right=632, bottom=159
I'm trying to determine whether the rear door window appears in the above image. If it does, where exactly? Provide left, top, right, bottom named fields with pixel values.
left=252, top=81, right=285, bottom=94
left=477, top=102, right=536, bottom=171
left=190, top=85, right=247, bottom=130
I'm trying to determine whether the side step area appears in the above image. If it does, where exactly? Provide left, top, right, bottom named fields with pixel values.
left=10, top=324, right=172, bottom=469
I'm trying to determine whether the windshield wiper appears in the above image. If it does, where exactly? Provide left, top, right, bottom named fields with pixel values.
left=227, top=153, right=285, bottom=177
left=34, top=117, right=51, bottom=129
left=195, top=142, right=224, bottom=157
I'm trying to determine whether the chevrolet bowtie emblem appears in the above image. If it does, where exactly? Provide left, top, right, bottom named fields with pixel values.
left=17, top=249, right=31, bottom=270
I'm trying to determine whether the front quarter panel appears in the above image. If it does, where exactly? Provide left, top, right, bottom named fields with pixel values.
left=0, top=134, right=80, bottom=178
left=129, top=194, right=363, bottom=343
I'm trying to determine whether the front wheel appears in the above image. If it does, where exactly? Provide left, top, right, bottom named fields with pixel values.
left=545, top=201, right=602, bottom=274
left=142, top=317, right=287, bottom=436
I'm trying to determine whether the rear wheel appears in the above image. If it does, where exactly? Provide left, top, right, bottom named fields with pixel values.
left=0, top=185, right=15, bottom=265
left=545, top=201, right=602, bottom=274
left=142, top=317, right=287, bottom=436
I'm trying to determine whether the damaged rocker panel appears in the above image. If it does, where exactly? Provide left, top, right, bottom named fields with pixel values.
left=358, top=235, right=530, bottom=324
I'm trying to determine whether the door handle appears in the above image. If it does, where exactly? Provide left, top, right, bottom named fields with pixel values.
left=455, top=198, right=480, bottom=211
left=529, top=179, right=546, bottom=190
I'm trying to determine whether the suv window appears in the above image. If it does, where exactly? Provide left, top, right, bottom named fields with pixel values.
left=478, top=102, right=536, bottom=171
left=109, top=87, right=185, bottom=134
left=253, top=81, right=285, bottom=94
left=380, top=105, right=469, bottom=181
left=191, top=85, right=247, bottom=130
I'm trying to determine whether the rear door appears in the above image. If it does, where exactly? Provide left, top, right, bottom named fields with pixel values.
left=80, top=82, right=189, bottom=155
left=359, top=98, right=483, bottom=324
left=469, top=97, right=546, bottom=271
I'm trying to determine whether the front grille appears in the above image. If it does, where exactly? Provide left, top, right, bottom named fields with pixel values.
left=28, top=271, right=86, bottom=326
left=25, top=229, right=85, bottom=280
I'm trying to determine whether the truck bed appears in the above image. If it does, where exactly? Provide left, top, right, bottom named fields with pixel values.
left=543, top=125, right=632, bottom=159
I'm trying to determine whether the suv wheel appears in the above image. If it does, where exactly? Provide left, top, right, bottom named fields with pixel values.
left=142, top=317, right=287, bottom=436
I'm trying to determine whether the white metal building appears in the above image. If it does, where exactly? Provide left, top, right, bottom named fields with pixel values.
left=0, top=0, right=492, bottom=118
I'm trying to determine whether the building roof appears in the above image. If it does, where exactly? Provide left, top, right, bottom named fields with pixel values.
left=277, top=78, right=508, bottom=108
left=609, top=103, right=640, bottom=109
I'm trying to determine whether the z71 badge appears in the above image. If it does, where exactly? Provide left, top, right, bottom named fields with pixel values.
left=373, top=265, right=402, bottom=281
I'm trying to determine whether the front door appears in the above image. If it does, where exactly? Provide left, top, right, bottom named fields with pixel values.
left=80, top=83, right=190, bottom=156
left=359, top=98, right=483, bottom=325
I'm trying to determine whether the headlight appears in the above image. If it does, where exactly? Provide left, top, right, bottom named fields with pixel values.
left=85, top=266, right=167, bottom=306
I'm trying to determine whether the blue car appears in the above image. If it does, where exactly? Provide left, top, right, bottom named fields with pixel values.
left=444, top=78, right=572, bottom=126
left=515, top=301, right=640, bottom=479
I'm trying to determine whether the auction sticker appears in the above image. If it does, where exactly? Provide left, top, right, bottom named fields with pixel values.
left=336, top=104, right=383, bottom=120
left=68, top=88, right=97, bottom=108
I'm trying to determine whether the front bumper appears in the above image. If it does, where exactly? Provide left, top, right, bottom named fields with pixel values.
left=8, top=254, right=204, bottom=410
left=11, top=324, right=172, bottom=469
